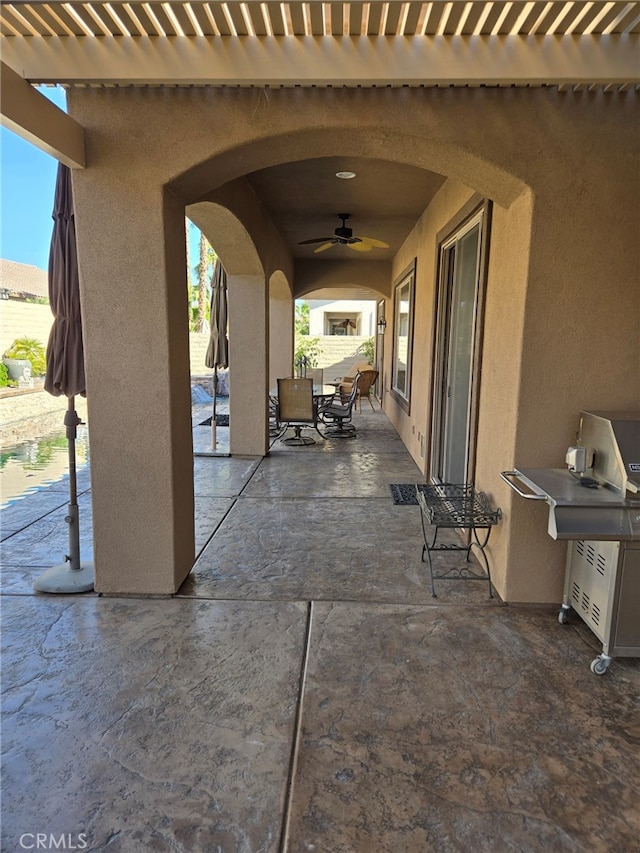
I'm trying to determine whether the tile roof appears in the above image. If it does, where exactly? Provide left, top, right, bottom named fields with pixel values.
left=0, top=259, right=49, bottom=299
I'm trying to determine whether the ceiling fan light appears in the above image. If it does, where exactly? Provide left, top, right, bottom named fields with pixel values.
left=335, top=171, right=356, bottom=180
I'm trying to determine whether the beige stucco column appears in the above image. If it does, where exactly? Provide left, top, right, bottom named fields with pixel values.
left=228, top=273, right=269, bottom=455
left=73, top=177, right=195, bottom=595
left=269, top=272, right=294, bottom=387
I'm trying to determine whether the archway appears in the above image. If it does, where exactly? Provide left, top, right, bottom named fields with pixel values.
left=187, top=201, right=270, bottom=457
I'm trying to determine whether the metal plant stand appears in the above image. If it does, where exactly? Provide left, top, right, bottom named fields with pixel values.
left=416, top=484, right=502, bottom=598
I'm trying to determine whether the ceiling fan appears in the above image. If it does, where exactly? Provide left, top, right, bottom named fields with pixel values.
left=298, top=213, right=389, bottom=254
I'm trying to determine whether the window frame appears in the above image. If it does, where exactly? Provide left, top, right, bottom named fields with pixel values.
left=390, top=259, right=416, bottom=413
left=428, top=196, right=492, bottom=486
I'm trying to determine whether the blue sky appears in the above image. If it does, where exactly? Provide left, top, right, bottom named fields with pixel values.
left=0, top=87, right=201, bottom=278
left=0, top=87, right=67, bottom=271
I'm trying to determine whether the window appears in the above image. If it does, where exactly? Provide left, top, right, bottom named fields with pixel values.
left=391, top=260, right=416, bottom=411
left=325, top=315, right=359, bottom=335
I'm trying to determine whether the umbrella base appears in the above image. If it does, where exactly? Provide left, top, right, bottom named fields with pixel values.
left=33, top=562, right=95, bottom=594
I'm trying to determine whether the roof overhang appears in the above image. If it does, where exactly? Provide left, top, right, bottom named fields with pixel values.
left=1, top=2, right=638, bottom=166
left=1, top=33, right=637, bottom=88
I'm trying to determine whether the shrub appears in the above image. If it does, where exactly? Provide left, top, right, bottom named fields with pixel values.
left=0, top=362, right=10, bottom=387
left=359, top=336, right=375, bottom=365
left=294, top=335, right=321, bottom=368
left=3, top=337, right=47, bottom=376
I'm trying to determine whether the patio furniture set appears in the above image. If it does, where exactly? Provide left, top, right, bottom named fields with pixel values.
left=270, top=368, right=379, bottom=445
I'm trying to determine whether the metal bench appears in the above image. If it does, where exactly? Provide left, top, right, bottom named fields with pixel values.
left=416, top=483, right=501, bottom=598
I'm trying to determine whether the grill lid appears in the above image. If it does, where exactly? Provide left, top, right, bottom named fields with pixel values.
left=579, top=411, right=640, bottom=495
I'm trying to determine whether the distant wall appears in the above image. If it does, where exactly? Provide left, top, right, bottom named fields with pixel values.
left=306, top=335, right=372, bottom=380
left=0, top=302, right=53, bottom=355
left=189, top=332, right=212, bottom=375
left=308, top=299, right=376, bottom=336
left=0, top=326, right=218, bottom=380
left=191, top=333, right=372, bottom=383
left=0, top=389, right=88, bottom=447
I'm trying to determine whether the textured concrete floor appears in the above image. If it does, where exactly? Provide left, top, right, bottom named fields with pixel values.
left=1, top=406, right=639, bottom=852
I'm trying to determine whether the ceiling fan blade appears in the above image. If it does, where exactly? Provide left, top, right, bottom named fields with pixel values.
left=348, top=241, right=372, bottom=252
left=358, top=237, right=390, bottom=248
left=299, top=237, right=334, bottom=245
left=314, top=241, right=338, bottom=253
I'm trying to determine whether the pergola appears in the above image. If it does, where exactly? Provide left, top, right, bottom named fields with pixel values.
left=2, top=1, right=638, bottom=167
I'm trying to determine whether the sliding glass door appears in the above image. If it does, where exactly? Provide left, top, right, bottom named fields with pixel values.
left=431, top=205, right=489, bottom=485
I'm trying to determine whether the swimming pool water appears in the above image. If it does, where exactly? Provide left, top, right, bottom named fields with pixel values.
left=0, top=426, right=90, bottom=509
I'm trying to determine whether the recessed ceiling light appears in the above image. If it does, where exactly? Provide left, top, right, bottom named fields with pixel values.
left=336, top=171, right=356, bottom=179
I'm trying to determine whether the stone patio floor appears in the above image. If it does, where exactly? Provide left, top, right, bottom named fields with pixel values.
left=1, top=404, right=639, bottom=852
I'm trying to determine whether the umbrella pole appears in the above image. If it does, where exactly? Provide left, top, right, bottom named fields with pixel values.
left=211, top=367, right=218, bottom=449
left=33, top=397, right=95, bottom=593
left=66, top=395, right=81, bottom=570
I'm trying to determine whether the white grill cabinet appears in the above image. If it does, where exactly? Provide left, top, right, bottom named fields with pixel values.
left=501, top=411, right=640, bottom=675
left=561, top=539, right=639, bottom=674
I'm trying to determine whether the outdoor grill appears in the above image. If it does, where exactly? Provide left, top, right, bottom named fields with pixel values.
left=501, top=411, right=640, bottom=675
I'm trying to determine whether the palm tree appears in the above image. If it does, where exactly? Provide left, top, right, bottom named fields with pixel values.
left=196, top=232, right=209, bottom=333
left=185, top=219, right=192, bottom=324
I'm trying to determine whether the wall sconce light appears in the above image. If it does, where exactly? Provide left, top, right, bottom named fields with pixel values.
left=377, top=318, right=387, bottom=333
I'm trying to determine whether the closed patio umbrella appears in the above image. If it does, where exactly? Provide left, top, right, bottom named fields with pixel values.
left=33, top=163, right=94, bottom=593
left=204, top=259, right=228, bottom=448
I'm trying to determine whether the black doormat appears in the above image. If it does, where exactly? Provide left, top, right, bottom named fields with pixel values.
left=199, top=415, right=229, bottom=427
left=389, top=483, right=421, bottom=505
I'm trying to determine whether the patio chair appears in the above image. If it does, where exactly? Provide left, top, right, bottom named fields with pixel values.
left=269, top=394, right=285, bottom=438
left=276, top=377, right=321, bottom=446
left=334, top=362, right=371, bottom=398
left=356, top=368, right=379, bottom=411
left=339, top=368, right=379, bottom=411
left=319, top=374, right=360, bottom=438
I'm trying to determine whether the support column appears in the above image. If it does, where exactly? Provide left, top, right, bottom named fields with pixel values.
left=228, top=273, right=269, bottom=456
left=269, top=272, right=294, bottom=388
left=73, top=175, right=195, bottom=594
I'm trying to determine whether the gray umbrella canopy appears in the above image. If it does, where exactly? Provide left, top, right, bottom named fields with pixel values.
left=44, top=164, right=85, bottom=398
left=205, top=259, right=229, bottom=371
left=34, top=163, right=93, bottom=593
left=205, top=260, right=228, bottom=426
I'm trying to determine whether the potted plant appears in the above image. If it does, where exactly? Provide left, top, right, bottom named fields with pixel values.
left=2, top=336, right=46, bottom=383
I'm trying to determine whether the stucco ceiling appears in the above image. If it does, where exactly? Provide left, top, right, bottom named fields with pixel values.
left=246, top=156, right=447, bottom=260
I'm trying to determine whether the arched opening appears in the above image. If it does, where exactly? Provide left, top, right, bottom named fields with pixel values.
left=187, top=201, right=269, bottom=457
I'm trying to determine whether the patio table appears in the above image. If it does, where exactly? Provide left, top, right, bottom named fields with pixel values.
left=269, top=384, right=337, bottom=404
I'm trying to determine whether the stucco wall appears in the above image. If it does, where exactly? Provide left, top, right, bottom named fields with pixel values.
left=381, top=94, right=638, bottom=602
left=386, top=179, right=478, bottom=465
